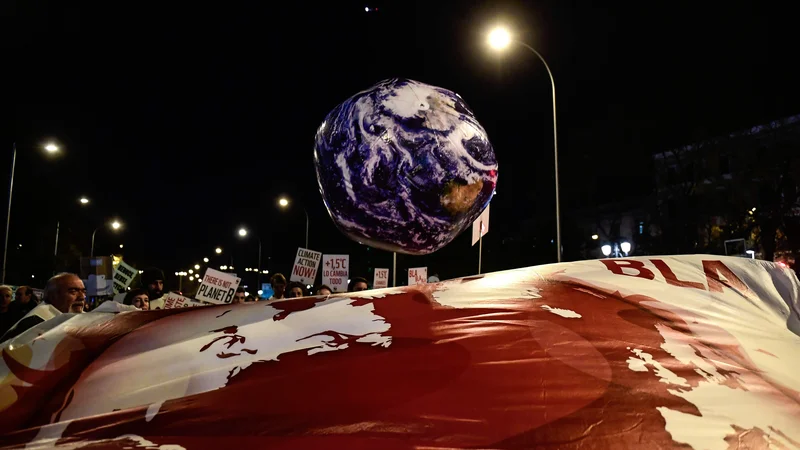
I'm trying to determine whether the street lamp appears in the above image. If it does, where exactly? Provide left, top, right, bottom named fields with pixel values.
left=237, top=226, right=263, bottom=292
left=487, top=26, right=561, bottom=263
left=79, top=197, right=90, bottom=205
left=620, top=241, right=632, bottom=255
left=91, top=219, right=123, bottom=258
left=194, top=264, right=200, bottom=270
left=203, top=257, right=209, bottom=263
left=601, top=245, right=612, bottom=257
left=278, top=197, right=309, bottom=248
left=215, top=247, right=222, bottom=254
left=3, top=141, right=62, bottom=283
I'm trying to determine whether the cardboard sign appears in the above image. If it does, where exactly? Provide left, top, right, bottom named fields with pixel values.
left=408, top=267, right=428, bottom=286
left=112, top=260, right=138, bottom=294
left=163, top=292, right=205, bottom=309
left=290, top=248, right=322, bottom=285
left=196, top=268, right=241, bottom=305
left=322, top=254, right=349, bottom=292
left=472, top=204, right=490, bottom=246
left=373, top=268, right=389, bottom=289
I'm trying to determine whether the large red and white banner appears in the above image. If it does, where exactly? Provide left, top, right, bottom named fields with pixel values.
left=0, top=256, right=798, bottom=449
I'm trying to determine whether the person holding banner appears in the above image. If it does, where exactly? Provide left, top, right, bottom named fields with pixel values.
left=348, top=277, right=369, bottom=292
left=141, top=268, right=165, bottom=301
left=123, top=289, right=150, bottom=310
left=314, top=285, right=332, bottom=296
left=269, top=273, right=287, bottom=300
left=286, top=282, right=308, bottom=298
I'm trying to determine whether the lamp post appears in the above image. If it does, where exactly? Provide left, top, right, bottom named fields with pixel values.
left=487, top=27, right=561, bottom=263
left=91, top=220, right=122, bottom=258
left=278, top=197, right=309, bottom=248
left=3, top=142, right=60, bottom=283
left=237, top=227, right=263, bottom=291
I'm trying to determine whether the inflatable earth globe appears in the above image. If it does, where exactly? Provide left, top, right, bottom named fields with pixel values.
left=314, top=78, right=498, bottom=255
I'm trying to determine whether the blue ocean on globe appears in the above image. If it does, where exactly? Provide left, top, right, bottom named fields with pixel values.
left=314, top=78, right=498, bottom=255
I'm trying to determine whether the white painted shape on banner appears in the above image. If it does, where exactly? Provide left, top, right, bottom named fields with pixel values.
left=373, top=268, right=389, bottom=289
left=196, top=268, right=240, bottom=305
left=290, top=248, right=322, bottom=285
left=322, top=254, right=349, bottom=292
left=472, top=204, right=490, bottom=246
left=408, top=267, right=427, bottom=286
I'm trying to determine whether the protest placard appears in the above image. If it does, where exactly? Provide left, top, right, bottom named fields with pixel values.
left=322, top=254, right=349, bottom=292
left=290, top=248, right=322, bottom=285
left=472, top=204, right=490, bottom=246
left=408, top=267, right=428, bottom=286
left=196, top=268, right=241, bottom=304
left=163, top=292, right=205, bottom=309
left=112, top=260, right=138, bottom=294
left=373, top=268, right=389, bottom=289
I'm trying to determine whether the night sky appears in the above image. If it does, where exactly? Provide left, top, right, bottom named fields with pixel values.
left=2, top=1, right=798, bottom=288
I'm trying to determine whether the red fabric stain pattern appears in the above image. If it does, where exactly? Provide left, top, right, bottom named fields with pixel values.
left=0, top=272, right=796, bottom=449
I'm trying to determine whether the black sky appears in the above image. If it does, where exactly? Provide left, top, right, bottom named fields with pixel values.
left=2, top=1, right=799, bottom=287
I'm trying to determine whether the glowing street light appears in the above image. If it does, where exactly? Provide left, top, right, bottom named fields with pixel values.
left=91, top=219, right=123, bottom=258
left=487, top=26, right=511, bottom=50
left=620, top=242, right=632, bottom=255
left=79, top=197, right=90, bottom=205
left=203, top=257, right=209, bottom=263
left=194, top=264, right=200, bottom=270
left=3, top=141, right=64, bottom=283
left=591, top=234, right=599, bottom=240
left=188, top=269, right=193, bottom=274
left=238, top=228, right=247, bottom=237
left=278, top=197, right=309, bottom=248
left=215, top=247, right=222, bottom=254
left=601, top=245, right=612, bottom=257
left=486, top=24, right=561, bottom=262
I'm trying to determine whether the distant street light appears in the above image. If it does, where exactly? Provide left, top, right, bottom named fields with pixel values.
left=620, top=241, right=632, bottom=255
left=487, top=25, right=561, bottom=263
left=79, top=197, right=90, bottom=205
left=203, top=257, right=209, bottom=263
left=237, top=226, right=263, bottom=291
left=194, top=264, right=200, bottom=270
left=91, top=219, right=123, bottom=258
left=591, top=234, right=599, bottom=240
left=188, top=269, right=194, bottom=274
left=119, top=244, right=124, bottom=249
left=601, top=245, right=612, bottom=257
left=3, top=141, right=63, bottom=283
left=278, top=197, right=309, bottom=248
left=215, top=247, right=222, bottom=254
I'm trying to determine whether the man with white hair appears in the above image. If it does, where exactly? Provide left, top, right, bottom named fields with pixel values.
left=0, top=273, right=86, bottom=342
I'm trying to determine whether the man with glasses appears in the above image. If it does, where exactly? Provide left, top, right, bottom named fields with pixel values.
left=1, top=273, right=86, bottom=342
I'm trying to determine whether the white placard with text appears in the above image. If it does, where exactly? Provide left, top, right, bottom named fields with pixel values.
left=408, top=267, right=428, bottom=286
left=373, top=268, right=389, bottom=289
left=322, top=254, right=349, bottom=292
left=197, top=268, right=241, bottom=304
left=290, top=248, right=322, bottom=285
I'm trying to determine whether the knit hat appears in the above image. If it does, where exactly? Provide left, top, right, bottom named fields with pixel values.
left=141, top=268, right=165, bottom=287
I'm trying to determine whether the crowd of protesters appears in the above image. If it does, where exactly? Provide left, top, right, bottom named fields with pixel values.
left=0, top=266, right=383, bottom=344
